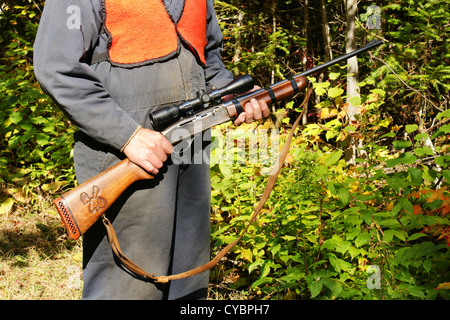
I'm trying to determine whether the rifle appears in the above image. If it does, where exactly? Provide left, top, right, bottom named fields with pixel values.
left=54, top=40, right=383, bottom=240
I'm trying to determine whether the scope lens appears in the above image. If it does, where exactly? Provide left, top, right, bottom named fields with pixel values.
left=149, top=105, right=181, bottom=128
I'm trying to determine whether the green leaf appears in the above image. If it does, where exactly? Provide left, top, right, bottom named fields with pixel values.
left=337, top=187, right=350, bottom=207
left=431, top=123, right=450, bottom=139
left=9, top=112, right=23, bottom=124
left=378, top=218, right=401, bottom=228
left=423, top=259, right=432, bottom=273
left=260, top=260, right=271, bottom=278
left=399, top=198, right=414, bottom=214
left=19, top=121, right=33, bottom=131
left=324, top=150, right=343, bottom=166
left=355, top=231, right=370, bottom=248
left=408, top=167, right=422, bottom=186
left=386, top=157, right=402, bottom=168
left=405, top=124, right=418, bottom=133
left=35, top=133, right=50, bottom=146
left=328, top=87, right=344, bottom=98
left=388, top=152, right=417, bottom=166
left=248, top=259, right=264, bottom=274
left=414, top=147, right=434, bottom=157
left=407, top=286, right=426, bottom=299
left=414, top=133, right=429, bottom=141
left=322, top=278, right=343, bottom=300
left=383, top=229, right=395, bottom=243
left=314, top=85, right=327, bottom=96
left=218, top=163, right=233, bottom=178
left=407, top=233, right=426, bottom=241
left=393, top=140, right=412, bottom=149
left=349, top=96, right=361, bottom=107
left=393, top=230, right=406, bottom=241
left=345, top=125, right=356, bottom=132
left=381, top=132, right=396, bottom=138
left=329, top=72, right=340, bottom=80
left=386, top=177, right=408, bottom=192
left=282, top=235, right=297, bottom=241
left=436, top=109, right=450, bottom=120
left=251, top=277, right=273, bottom=288
left=435, top=155, right=450, bottom=167
left=308, top=278, right=323, bottom=298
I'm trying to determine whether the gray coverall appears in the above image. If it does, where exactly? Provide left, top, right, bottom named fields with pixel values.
left=33, top=0, right=233, bottom=300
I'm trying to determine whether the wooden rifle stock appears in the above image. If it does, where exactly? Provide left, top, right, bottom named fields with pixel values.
left=54, top=159, right=152, bottom=239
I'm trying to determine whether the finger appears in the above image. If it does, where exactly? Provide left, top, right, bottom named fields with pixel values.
left=147, top=152, right=164, bottom=170
left=148, top=135, right=172, bottom=162
left=138, top=158, right=159, bottom=175
left=234, top=112, right=246, bottom=126
left=159, top=135, right=173, bottom=154
left=250, top=98, right=262, bottom=120
left=154, top=147, right=168, bottom=163
left=244, top=102, right=254, bottom=123
left=146, top=164, right=159, bottom=176
left=260, top=100, right=270, bottom=117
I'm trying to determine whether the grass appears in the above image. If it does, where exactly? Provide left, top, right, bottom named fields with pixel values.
left=0, top=191, right=83, bottom=300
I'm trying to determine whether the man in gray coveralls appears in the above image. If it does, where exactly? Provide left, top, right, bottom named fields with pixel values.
left=33, top=0, right=269, bottom=299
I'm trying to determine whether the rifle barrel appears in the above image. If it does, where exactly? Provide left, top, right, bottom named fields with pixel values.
left=297, top=40, right=383, bottom=78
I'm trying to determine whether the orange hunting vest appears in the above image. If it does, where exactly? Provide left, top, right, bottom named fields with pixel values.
left=102, top=0, right=207, bottom=67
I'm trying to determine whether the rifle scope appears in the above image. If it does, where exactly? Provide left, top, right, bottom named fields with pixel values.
left=149, top=40, right=383, bottom=129
left=149, top=74, right=254, bottom=129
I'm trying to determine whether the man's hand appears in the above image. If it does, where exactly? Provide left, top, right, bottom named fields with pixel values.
left=123, top=128, right=173, bottom=175
left=232, top=86, right=270, bottom=126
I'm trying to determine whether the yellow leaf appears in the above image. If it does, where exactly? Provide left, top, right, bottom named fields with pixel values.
left=41, top=181, right=66, bottom=193
left=284, top=153, right=295, bottom=164
left=358, top=258, right=369, bottom=271
left=337, top=109, right=347, bottom=120
left=7, top=187, right=27, bottom=203
left=73, top=252, right=83, bottom=262
left=0, top=198, right=15, bottom=215
left=320, top=107, right=338, bottom=119
left=386, top=202, right=394, bottom=211
left=379, top=118, right=392, bottom=128
left=240, top=248, right=253, bottom=263
left=257, top=120, right=273, bottom=130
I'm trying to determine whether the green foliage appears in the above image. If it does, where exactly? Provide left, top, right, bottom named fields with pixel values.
left=210, top=101, right=449, bottom=300
left=0, top=1, right=76, bottom=212
left=375, top=0, right=449, bottom=121
left=215, top=0, right=306, bottom=84
left=209, top=65, right=449, bottom=299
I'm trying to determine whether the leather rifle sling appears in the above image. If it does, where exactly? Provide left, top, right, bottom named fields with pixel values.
left=103, top=87, right=313, bottom=283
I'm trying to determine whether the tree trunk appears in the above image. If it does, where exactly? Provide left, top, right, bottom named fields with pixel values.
left=270, top=0, right=277, bottom=85
left=345, top=0, right=363, bottom=164
left=302, top=0, right=310, bottom=125
left=346, top=0, right=359, bottom=121
left=232, top=0, right=243, bottom=77
left=314, top=0, right=332, bottom=115
left=320, top=0, right=333, bottom=62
